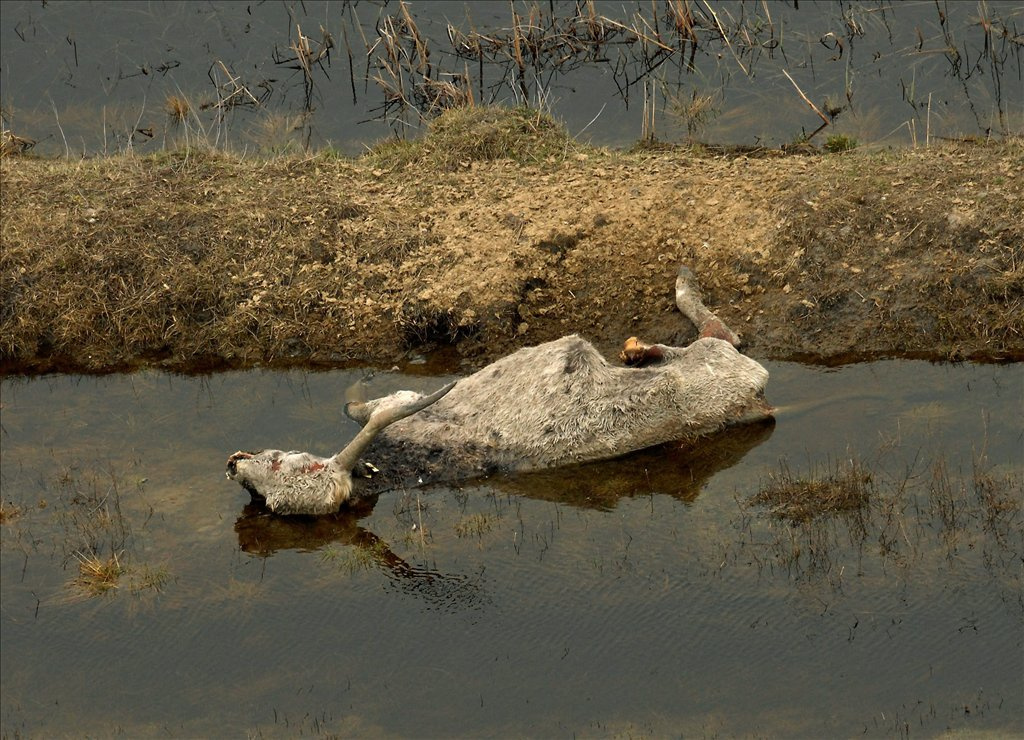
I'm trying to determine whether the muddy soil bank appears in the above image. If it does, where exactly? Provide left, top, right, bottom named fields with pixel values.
left=2, top=135, right=1021, bottom=375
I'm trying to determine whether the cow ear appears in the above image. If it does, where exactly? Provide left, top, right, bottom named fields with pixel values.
left=354, top=460, right=380, bottom=479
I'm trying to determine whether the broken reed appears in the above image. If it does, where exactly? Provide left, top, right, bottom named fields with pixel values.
left=354, top=0, right=857, bottom=144
left=273, top=23, right=334, bottom=115
left=366, top=4, right=474, bottom=123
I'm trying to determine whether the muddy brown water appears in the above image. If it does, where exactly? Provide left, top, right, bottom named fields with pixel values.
left=1, top=360, right=1021, bottom=737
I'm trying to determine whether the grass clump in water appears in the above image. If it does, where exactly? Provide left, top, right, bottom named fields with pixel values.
left=750, top=459, right=873, bottom=523
left=825, top=133, right=858, bottom=153
left=454, top=512, right=496, bottom=538
left=0, top=501, right=23, bottom=524
left=368, top=105, right=575, bottom=171
left=73, top=550, right=125, bottom=596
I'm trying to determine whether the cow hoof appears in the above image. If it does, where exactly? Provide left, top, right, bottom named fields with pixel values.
left=620, top=337, right=664, bottom=366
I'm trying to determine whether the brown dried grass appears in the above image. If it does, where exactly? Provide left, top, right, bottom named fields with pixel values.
left=73, top=550, right=125, bottom=595
left=0, top=117, right=1021, bottom=374
left=367, top=105, right=574, bottom=171
left=164, top=95, right=192, bottom=126
left=0, top=149, right=381, bottom=371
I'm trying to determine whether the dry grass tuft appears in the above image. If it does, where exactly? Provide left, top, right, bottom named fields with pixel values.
left=164, top=95, right=192, bottom=126
left=0, top=501, right=23, bottom=524
left=750, top=459, right=873, bottom=523
left=73, top=550, right=125, bottom=595
left=368, top=105, right=575, bottom=171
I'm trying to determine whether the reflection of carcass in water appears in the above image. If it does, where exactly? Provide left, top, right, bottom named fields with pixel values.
left=491, top=419, right=774, bottom=510
left=230, top=420, right=768, bottom=606
left=233, top=502, right=489, bottom=611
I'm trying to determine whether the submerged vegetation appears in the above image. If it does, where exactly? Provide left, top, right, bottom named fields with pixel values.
left=1, top=458, right=171, bottom=599
left=320, top=542, right=382, bottom=574
left=749, top=459, right=872, bottom=523
left=740, top=449, right=1022, bottom=589
left=454, top=512, right=497, bottom=539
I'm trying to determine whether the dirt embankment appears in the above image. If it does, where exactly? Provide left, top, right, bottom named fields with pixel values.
left=1, top=112, right=1021, bottom=375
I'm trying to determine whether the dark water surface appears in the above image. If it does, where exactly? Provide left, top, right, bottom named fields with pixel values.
left=2, top=1, right=1020, bottom=155
left=1, top=359, right=1021, bottom=737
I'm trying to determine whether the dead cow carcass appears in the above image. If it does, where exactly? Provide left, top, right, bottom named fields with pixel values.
left=226, top=266, right=773, bottom=514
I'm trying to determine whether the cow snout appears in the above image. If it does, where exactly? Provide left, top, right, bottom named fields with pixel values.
left=226, top=451, right=254, bottom=478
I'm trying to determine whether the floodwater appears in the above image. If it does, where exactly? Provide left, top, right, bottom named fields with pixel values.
left=1, top=1, right=1020, bottom=155
left=0, top=359, right=1021, bottom=737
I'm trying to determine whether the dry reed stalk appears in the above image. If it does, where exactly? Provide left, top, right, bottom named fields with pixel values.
left=667, top=1, right=696, bottom=41
left=370, top=14, right=415, bottom=117
left=399, top=3, right=430, bottom=77
left=339, top=19, right=358, bottom=106
left=293, top=25, right=313, bottom=80
left=48, top=96, right=70, bottom=157
left=600, top=16, right=671, bottom=52
left=634, top=8, right=672, bottom=52
left=926, top=92, right=932, bottom=147
left=510, top=2, right=527, bottom=100
left=268, top=21, right=333, bottom=121
left=583, top=0, right=601, bottom=39
left=640, top=79, right=658, bottom=141
left=701, top=0, right=748, bottom=75
left=206, top=61, right=263, bottom=115
left=782, top=69, right=830, bottom=125
left=416, top=490, right=426, bottom=550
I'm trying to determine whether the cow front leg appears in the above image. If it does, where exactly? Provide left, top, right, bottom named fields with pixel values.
left=675, top=266, right=741, bottom=347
